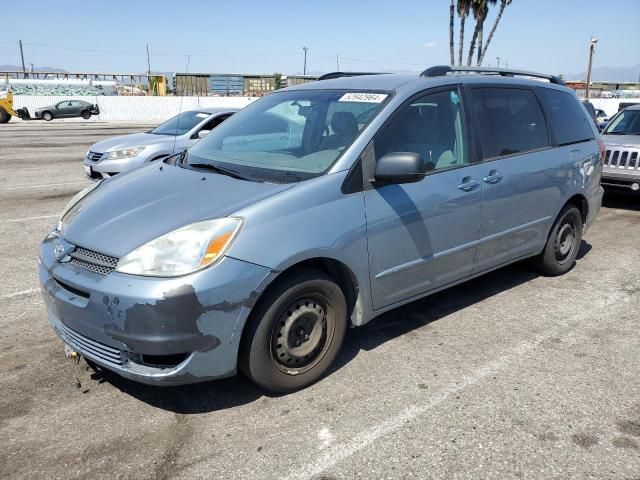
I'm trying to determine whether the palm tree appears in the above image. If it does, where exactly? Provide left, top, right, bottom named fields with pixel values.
left=457, top=0, right=472, bottom=65
left=466, top=0, right=496, bottom=66
left=478, top=0, right=513, bottom=66
left=449, top=0, right=455, bottom=65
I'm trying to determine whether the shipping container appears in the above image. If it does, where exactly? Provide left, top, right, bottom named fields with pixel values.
left=243, top=76, right=276, bottom=96
left=209, top=75, right=244, bottom=96
left=173, top=74, right=210, bottom=96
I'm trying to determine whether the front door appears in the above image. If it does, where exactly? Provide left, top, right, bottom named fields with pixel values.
left=365, top=86, right=484, bottom=310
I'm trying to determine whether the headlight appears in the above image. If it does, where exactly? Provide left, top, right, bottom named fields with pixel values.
left=104, top=147, right=145, bottom=160
left=57, top=181, right=102, bottom=232
left=116, top=218, right=243, bottom=277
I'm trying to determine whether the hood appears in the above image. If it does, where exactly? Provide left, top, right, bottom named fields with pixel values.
left=62, top=164, right=293, bottom=258
left=89, top=132, right=179, bottom=153
left=601, top=134, right=640, bottom=147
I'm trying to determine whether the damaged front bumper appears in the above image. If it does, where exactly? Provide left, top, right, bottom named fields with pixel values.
left=38, top=234, right=273, bottom=386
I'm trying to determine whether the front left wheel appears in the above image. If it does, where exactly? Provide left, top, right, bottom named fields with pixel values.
left=239, top=269, right=347, bottom=393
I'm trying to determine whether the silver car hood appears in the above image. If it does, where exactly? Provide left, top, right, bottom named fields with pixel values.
left=601, top=134, right=640, bottom=147
left=63, top=164, right=293, bottom=258
left=89, top=132, right=183, bottom=153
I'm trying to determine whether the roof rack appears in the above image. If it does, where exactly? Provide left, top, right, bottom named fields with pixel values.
left=420, top=65, right=564, bottom=85
left=317, top=72, right=386, bottom=81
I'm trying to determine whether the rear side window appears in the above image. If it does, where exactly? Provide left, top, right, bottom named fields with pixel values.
left=471, top=88, right=549, bottom=160
left=539, top=89, right=594, bottom=146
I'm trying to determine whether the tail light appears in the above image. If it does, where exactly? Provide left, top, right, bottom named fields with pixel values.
left=597, top=138, right=606, bottom=162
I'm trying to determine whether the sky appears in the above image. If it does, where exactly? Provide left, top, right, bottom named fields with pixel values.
left=1, top=0, right=639, bottom=77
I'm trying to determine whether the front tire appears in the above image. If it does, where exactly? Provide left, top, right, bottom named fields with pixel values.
left=532, top=205, right=583, bottom=276
left=42, top=111, right=53, bottom=121
left=239, top=270, right=347, bottom=393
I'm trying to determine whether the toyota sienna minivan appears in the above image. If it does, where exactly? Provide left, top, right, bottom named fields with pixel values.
left=39, top=66, right=604, bottom=393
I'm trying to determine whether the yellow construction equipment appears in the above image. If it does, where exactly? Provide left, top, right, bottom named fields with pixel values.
left=0, top=90, right=31, bottom=123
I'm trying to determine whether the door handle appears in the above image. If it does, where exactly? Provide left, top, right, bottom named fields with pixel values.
left=483, top=170, right=503, bottom=184
left=457, top=177, right=481, bottom=192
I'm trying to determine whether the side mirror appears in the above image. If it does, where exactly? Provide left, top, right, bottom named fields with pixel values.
left=373, top=152, right=426, bottom=185
left=193, top=130, right=210, bottom=140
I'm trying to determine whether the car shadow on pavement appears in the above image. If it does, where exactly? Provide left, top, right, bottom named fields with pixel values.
left=602, top=190, right=640, bottom=211
left=91, top=241, right=592, bottom=414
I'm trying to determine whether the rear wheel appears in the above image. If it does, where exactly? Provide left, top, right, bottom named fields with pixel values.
left=531, top=205, right=583, bottom=276
left=81, top=110, right=91, bottom=120
left=42, top=111, right=53, bottom=121
left=0, top=107, right=10, bottom=123
left=239, top=270, right=347, bottom=393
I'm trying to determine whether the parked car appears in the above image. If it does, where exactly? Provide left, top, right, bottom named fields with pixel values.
left=582, top=100, right=598, bottom=126
left=84, top=108, right=237, bottom=179
left=39, top=66, right=603, bottom=393
left=34, top=100, right=99, bottom=121
left=600, top=104, right=640, bottom=191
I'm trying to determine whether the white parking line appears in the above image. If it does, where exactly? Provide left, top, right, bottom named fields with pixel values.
left=5, top=181, right=87, bottom=190
left=283, top=293, right=624, bottom=480
left=1, top=288, right=39, bottom=301
left=1, top=214, right=58, bottom=224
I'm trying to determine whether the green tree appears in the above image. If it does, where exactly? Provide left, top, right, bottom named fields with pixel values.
left=466, top=0, right=497, bottom=66
left=478, top=0, right=513, bottom=66
left=449, top=0, right=455, bottom=65
left=457, top=0, right=472, bottom=65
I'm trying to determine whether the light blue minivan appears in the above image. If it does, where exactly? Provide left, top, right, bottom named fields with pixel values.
left=39, top=66, right=604, bottom=392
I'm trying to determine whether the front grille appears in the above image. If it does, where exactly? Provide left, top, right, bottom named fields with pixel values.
left=604, top=147, right=640, bottom=170
left=87, top=151, right=103, bottom=162
left=69, top=246, right=119, bottom=276
left=58, top=322, right=123, bottom=367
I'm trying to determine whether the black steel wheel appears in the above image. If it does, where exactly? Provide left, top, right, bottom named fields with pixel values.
left=532, top=205, right=583, bottom=276
left=240, top=269, right=347, bottom=393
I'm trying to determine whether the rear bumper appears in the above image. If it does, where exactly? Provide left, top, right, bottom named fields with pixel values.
left=585, top=185, right=604, bottom=232
left=39, top=234, right=274, bottom=386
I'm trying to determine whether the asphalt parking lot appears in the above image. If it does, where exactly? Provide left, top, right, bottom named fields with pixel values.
left=1, top=121, right=639, bottom=480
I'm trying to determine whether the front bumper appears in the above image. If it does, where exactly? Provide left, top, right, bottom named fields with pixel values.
left=601, top=168, right=640, bottom=190
left=84, top=154, right=148, bottom=179
left=39, top=234, right=273, bottom=385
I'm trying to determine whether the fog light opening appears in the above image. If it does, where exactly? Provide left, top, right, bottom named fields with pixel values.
left=139, top=352, right=190, bottom=368
left=631, top=183, right=639, bottom=191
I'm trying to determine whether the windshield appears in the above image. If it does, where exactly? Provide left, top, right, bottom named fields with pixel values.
left=604, top=109, right=640, bottom=135
left=151, top=111, right=210, bottom=136
left=185, top=89, right=390, bottom=183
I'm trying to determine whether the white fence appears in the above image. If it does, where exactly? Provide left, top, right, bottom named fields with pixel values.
left=12, top=95, right=259, bottom=122
left=584, top=98, right=637, bottom=118
left=11, top=95, right=638, bottom=123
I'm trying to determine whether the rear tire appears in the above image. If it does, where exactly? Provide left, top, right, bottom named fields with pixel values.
left=239, top=269, right=347, bottom=393
left=531, top=205, right=583, bottom=276
left=81, top=110, right=91, bottom=120
left=42, top=111, right=53, bottom=121
left=0, top=107, right=10, bottom=123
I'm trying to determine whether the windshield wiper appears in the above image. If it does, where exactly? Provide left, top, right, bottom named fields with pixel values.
left=188, top=162, right=252, bottom=181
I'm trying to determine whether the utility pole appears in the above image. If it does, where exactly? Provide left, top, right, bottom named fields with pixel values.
left=303, top=46, right=308, bottom=75
left=586, top=37, right=598, bottom=100
left=496, top=57, right=501, bottom=68
left=18, top=40, right=27, bottom=78
left=336, top=52, right=340, bottom=71
left=146, top=44, right=151, bottom=76
left=29, top=63, right=34, bottom=73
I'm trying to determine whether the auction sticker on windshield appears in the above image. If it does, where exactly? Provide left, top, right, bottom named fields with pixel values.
left=339, top=92, right=388, bottom=103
